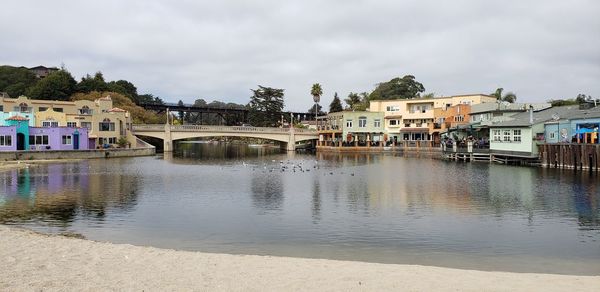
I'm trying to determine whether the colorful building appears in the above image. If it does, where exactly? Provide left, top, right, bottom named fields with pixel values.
left=0, top=95, right=134, bottom=149
left=369, top=94, right=497, bottom=144
left=317, top=111, right=385, bottom=147
left=0, top=115, right=89, bottom=151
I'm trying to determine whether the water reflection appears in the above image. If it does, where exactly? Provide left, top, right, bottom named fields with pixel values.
left=0, top=146, right=598, bottom=275
left=0, top=161, right=139, bottom=227
left=251, top=171, right=284, bottom=212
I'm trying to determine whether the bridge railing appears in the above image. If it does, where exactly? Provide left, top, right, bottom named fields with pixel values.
left=133, top=124, right=318, bottom=134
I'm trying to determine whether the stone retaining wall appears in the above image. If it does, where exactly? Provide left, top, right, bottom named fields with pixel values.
left=0, top=147, right=155, bottom=161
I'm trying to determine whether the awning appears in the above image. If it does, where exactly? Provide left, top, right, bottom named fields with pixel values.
left=400, top=128, right=429, bottom=132
left=384, top=115, right=403, bottom=119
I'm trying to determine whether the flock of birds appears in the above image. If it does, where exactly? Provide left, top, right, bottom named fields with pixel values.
left=241, top=160, right=354, bottom=176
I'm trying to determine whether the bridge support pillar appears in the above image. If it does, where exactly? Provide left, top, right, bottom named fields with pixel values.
left=164, top=124, right=173, bottom=152
left=286, top=127, right=296, bottom=151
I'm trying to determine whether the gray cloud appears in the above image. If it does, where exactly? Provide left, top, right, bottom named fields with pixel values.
left=1, top=0, right=598, bottom=110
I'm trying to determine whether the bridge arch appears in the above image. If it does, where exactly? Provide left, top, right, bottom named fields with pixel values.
left=133, top=124, right=318, bottom=151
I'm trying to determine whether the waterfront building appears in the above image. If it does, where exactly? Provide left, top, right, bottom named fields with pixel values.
left=369, top=94, right=496, bottom=145
left=544, top=106, right=600, bottom=144
left=444, top=102, right=553, bottom=141
left=0, top=95, right=134, bottom=148
left=317, top=111, right=385, bottom=147
left=488, top=105, right=580, bottom=157
left=0, top=115, right=89, bottom=151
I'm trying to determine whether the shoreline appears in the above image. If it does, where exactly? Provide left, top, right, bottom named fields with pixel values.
left=1, top=226, right=598, bottom=291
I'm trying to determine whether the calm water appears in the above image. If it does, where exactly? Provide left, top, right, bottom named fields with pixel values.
left=1, top=142, right=599, bottom=275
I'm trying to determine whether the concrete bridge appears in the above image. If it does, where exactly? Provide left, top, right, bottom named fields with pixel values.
left=133, top=124, right=319, bottom=151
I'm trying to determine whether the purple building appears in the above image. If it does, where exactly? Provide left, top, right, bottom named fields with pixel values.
left=0, top=126, right=17, bottom=151
left=0, top=119, right=90, bottom=151
left=28, top=127, right=89, bottom=151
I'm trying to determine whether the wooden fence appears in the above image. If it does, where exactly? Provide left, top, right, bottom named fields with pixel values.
left=539, top=144, right=600, bottom=171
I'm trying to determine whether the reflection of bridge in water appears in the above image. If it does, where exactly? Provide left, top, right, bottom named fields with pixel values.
left=133, top=124, right=319, bottom=151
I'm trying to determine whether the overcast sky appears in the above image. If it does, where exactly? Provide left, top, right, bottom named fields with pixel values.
left=1, top=0, right=598, bottom=111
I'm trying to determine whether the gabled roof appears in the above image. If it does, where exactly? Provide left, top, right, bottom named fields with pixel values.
left=470, top=102, right=551, bottom=114
left=490, top=106, right=581, bottom=127
left=566, top=106, right=600, bottom=120
left=5, top=115, right=29, bottom=121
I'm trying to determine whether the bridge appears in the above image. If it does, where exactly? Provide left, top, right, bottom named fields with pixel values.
left=133, top=124, right=319, bottom=151
left=138, top=102, right=316, bottom=124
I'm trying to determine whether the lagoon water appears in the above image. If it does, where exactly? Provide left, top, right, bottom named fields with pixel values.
left=1, top=142, right=599, bottom=275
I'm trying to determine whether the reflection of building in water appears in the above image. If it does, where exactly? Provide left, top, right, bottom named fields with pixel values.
left=0, top=162, right=140, bottom=225
left=487, top=165, right=536, bottom=211
left=250, top=172, right=284, bottom=211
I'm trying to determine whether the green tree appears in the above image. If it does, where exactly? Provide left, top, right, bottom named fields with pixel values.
left=107, top=80, right=138, bottom=101
left=491, top=88, right=517, bottom=103
left=329, top=92, right=343, bottom=112
left=76, top=71, right=108, bottom=93
left=422, top=92, right=435, bottom=99
left=369, top=75, right=425, bottom=100
left=137, top=93, right=164, bottom=105
left=308, top=103, right=325, bottom=115
left=248, top=85, right=285, bottom=127
left=0, top=66, right=38, bottom=97
left=177, top=99, right=185, bottom=123
left=345, top=92, right=369, bottom=111
left=26, top=70, right=77, bottom=100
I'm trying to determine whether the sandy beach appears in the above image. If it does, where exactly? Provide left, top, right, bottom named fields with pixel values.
left=0, top=226, right=598, bottom=291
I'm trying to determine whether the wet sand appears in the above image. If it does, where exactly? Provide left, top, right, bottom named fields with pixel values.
left=0, top=226, right=598, bottom=291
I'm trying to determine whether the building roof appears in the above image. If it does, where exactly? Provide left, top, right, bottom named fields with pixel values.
left=489, top=105, right=581, bottom=127
left=5, top=115, right=30, bottom=121
left=470, top=102, right=551, bottom=114
left=565, top=106, right=600, bottom=120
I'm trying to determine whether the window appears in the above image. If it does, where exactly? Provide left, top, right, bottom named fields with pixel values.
left=67, top=122, right=77, bottom=127
left=386, top=105, right=399, bottom=112
left=53, top=107, right=63, bottom=112
left=39, top=107, right=48, bottom=112
left=0, top=135, right=12, bottom=146
left=503, top=130, right=511, bottom=142
left=79, top=106, right=93, bottom=115
left=374, top=119, right=381, bottom=128
left=100, top=137, right=117, bottom=144
left=454, top=115, right=464, bottom=122
left=549, top=132, right=556, bottom=139
left=99, top=118, right=115, bottom=131
left=81, top=122, right=92, bottom=130
left=346, top=119, right=353, bottom=128
left=29, top=135, right=49, bottom=145
left=19, top=103, right=29, bottom=113
left=42, top=120, right=59, bottom=127
left=389, top=120, right=398, bottom=126
left=0, top=105, right=3, bottom=111
left=62, top=135, right=72, bottom=145
left=358, top=117, right=367, bottom=128
left=493, top=130, right=501, bottom=142
left=513, top=129, right=521, bottom=142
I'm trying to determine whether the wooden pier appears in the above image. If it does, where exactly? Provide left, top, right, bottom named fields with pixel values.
left=539, top=144, right=600, bottom=171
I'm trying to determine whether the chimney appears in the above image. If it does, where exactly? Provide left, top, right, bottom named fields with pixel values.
left=529, top=105, right=534, bottom=124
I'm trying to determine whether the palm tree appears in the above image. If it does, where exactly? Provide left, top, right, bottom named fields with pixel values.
left=311, top=83, right=323, bottom=119
left=492, top=88, right=517, bottom=103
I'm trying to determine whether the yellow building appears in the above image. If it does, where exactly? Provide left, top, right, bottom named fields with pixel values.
left=369, top=94, right=496, bottom=144
left=0, top=95, right=134, bottom=148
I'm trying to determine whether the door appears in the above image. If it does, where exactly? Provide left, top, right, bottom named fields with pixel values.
left=17, top=133, right=25, bottom=150
left=73, top=133, right=80, bottom=150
